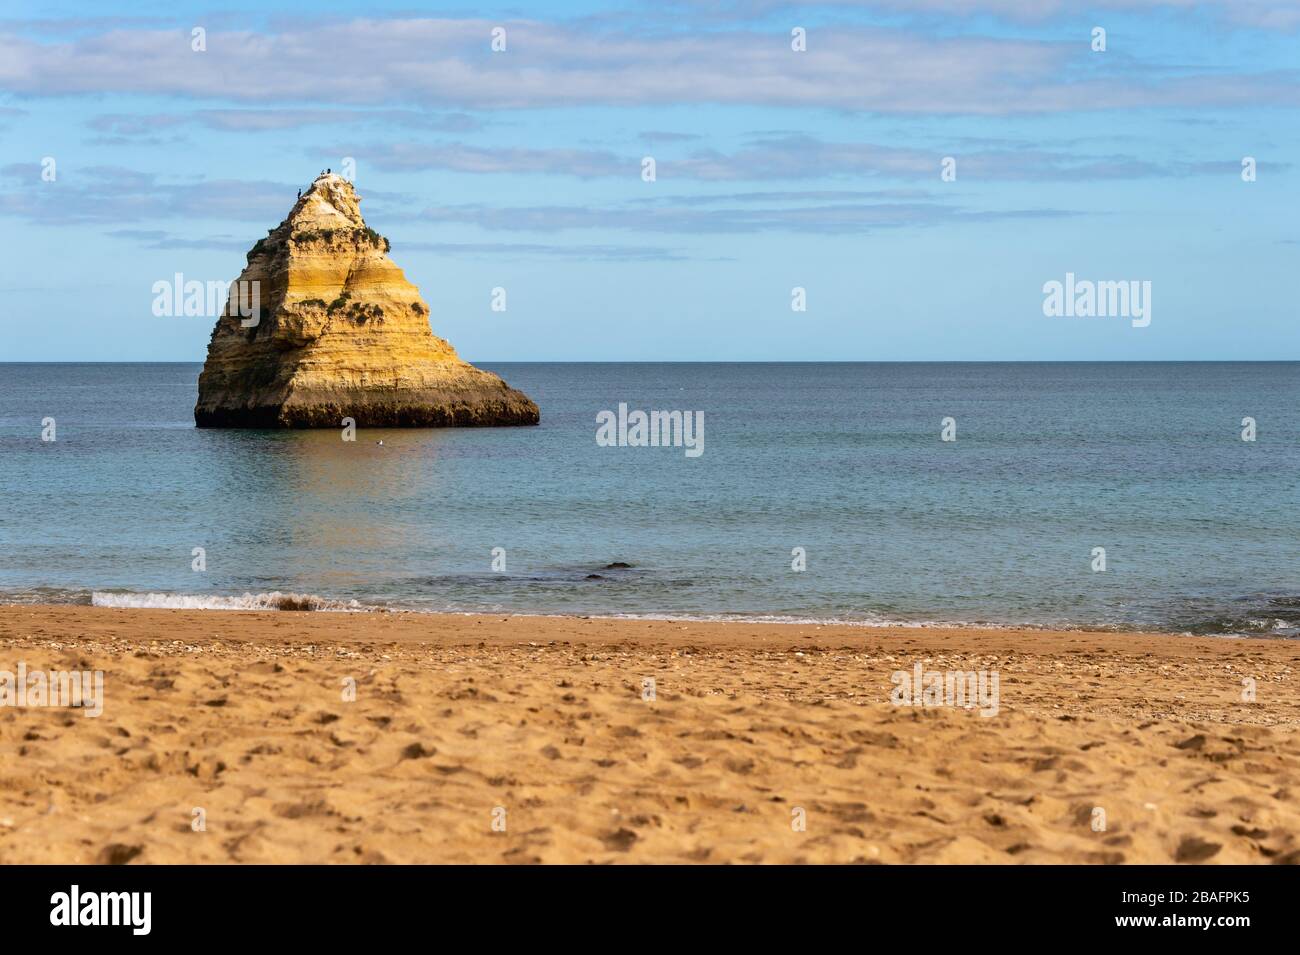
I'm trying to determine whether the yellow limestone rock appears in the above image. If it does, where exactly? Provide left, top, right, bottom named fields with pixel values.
left=195, top=173, right=539, bottom=428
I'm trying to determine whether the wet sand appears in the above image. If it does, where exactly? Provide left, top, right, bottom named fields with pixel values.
left=0, top=605, right=1296, bottom=864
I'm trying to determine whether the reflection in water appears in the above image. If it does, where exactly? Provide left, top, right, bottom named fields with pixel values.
left=196, top=427, right=455, bottom=593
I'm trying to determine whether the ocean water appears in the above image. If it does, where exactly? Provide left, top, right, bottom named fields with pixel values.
left=1, top=362, right=1298, bottom=636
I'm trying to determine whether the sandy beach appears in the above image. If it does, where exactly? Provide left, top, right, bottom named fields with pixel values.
left=0, top=605, right=1296, bottom=864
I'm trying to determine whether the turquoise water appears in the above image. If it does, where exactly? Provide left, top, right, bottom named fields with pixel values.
left=1, top=362, right=1297, bottom=635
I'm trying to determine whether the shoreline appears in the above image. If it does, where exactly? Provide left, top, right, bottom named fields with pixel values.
left=0, top=602, right=1281, bottom=651
left=0, top=605, right=1258, bottom=641
left=1, top=604, right=1297, bottom=863
left=5, top=596, right=1287, bottom=640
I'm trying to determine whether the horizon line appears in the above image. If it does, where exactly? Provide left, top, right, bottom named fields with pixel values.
left=3, top=359, right=1299, bottom=366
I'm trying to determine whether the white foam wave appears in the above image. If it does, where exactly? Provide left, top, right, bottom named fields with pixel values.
left=475, top=609, right=992, bottom=629
left=91, top=590, right=366, bottom=612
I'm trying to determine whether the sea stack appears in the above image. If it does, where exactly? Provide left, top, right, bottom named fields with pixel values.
left=194, top=173, right=539, bottom=428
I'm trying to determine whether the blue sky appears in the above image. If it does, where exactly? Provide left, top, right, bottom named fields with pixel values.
left=1, top=0, right=1297, bottom=361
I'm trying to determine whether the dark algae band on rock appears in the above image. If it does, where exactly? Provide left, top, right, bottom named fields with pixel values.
left=193, top=172, right=539, bottom=429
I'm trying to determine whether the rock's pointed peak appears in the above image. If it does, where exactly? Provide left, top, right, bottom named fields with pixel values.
left=287, top=173, right=363, bottom=231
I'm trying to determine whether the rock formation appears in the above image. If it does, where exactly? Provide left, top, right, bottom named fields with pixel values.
left=195, top=173, right=539, bottom=428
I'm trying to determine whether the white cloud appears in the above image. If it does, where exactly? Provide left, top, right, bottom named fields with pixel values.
left=1, top=17, right=1296, bottom=113
left=416, top=196, right=1073, bottom=234
left=345, top=134, right=1273, bottom=181
left=738, top=0, right=1300, bottom=29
